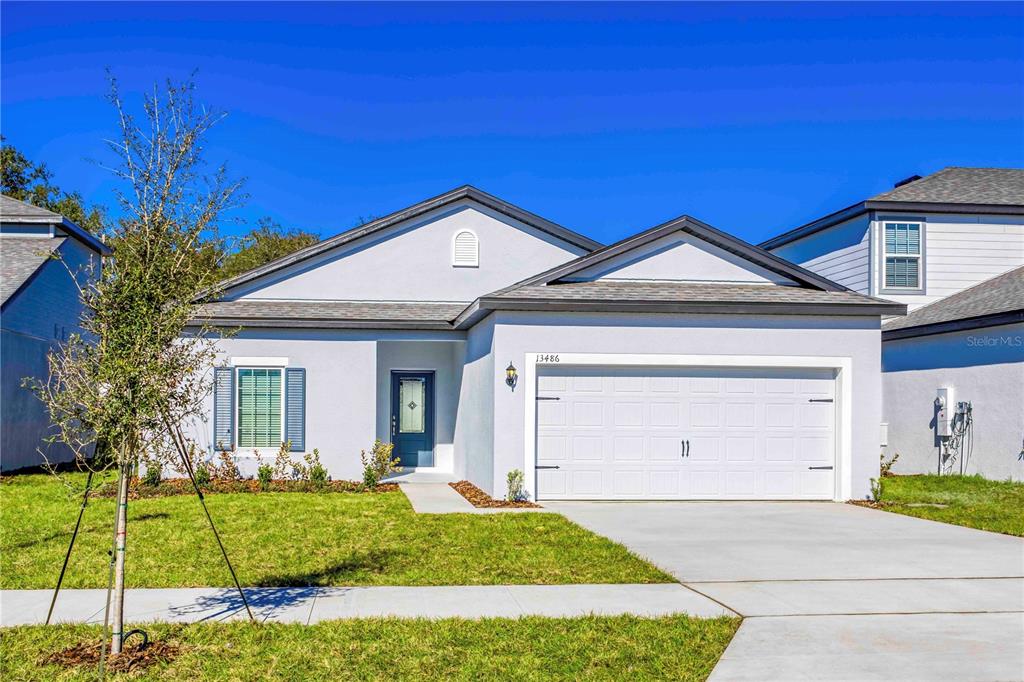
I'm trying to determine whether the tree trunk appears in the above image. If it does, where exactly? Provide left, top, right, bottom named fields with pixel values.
left=109, top=461, right=130, bottom=655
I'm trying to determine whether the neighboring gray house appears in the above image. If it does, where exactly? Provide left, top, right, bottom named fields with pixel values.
left=0, top=195, right=110, bottom=471
left=188, top=185, right=903, bottom=501
left=761, top=168, right=1024, bottom=481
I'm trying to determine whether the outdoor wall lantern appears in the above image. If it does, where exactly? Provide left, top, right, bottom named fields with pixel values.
left=505, top=362, right=518, bottom=391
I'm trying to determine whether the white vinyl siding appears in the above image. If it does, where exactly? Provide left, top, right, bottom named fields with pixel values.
left=884, top=222, right=922, bottom=289
left=769, top=215, right=871, bottom=294
left=237, top=368, right=283, bottom=448
left=452, top=230, right=479, bottom=267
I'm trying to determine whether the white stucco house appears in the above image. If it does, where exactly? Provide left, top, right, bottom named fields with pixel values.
left=761, top=168, right=1024, bottom=481
left=188, top=185, right=904, bottom=501
left=0, top=195, right=110, bottom=471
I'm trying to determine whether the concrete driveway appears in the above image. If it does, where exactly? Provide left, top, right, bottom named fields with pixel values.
left=547, top=501, right=1024, bottom=681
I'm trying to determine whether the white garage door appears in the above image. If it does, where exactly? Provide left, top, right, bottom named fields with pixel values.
left=535, top=366, right=836, bottom=500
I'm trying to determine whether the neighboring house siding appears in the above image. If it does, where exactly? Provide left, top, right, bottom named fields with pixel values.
left=872, top=213, right=1024, bottom=310
left=486, top=312, right=883, bottom=500
left=770, top=215, right=871, bottom=294
left=1, top=238, right=98, bottom=471
left=882, top=323, right=1024, bottom=482
left=226, top=201, right=590, bottom=303
left=1, top=238, right=95, bottom=339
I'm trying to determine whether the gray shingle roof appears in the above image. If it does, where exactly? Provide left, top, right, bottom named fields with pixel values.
left=883, top=266, right=1024, bottom=337
left=0, top=195, right=63, bottom=222
left=195, top=300, right=469, bottom=330
left=0, top=237, right=65, bottom=306
left=492, top=280, right=897, bottom=307
left=760, top=167, right=1024, bottom=250
left=870, top=168, right=1024, bottom=205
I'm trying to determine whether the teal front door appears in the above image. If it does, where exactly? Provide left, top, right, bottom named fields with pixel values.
left=391, top=372, right=435, bottom=467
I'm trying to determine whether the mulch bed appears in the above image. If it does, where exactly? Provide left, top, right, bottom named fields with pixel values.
left=41, top=637, right=181, bottom=675
left=93, top=478, right=399, bottom=499
left=450, top=480, right=541, bottom=508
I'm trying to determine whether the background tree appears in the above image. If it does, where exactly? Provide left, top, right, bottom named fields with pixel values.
left=31, top=77, right=243, bottom=656
left=219, top=217, right=319, bottom=280
left=1, top=138, right=106, bottom=232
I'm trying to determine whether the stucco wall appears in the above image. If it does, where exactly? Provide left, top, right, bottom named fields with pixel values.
left=883, top=323, right=1024, bottom=481
left=225, top=201, right=589, bottom=303
left=454, top=316, right=495, bottom=486
left=486, top=312, right=883, bottom=500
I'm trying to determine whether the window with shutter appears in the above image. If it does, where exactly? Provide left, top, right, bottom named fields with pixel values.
left=285, top=368, right=306, bottom=452
left=452, top=230, right=479, bottom=267
left=236, top=368, right=283, bottom=448
left=883, top=221, right=923, bottom=289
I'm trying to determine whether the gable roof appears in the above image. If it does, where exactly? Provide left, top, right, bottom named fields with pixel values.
left=495, top=214, right=850, bottom=295
left=453, top=214, right=906, bottom=327
left=215, top=185, right=602, bottom=296
left=882, top=266, right=1024, bottom=340
left=0, top=237, right=65, bottom=306
left=760, top=167, right=1024, bottom=250
left=0, top=194, right=111, bottom=256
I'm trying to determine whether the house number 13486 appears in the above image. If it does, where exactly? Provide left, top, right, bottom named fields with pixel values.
left=536, top=354, right=560, bottom=363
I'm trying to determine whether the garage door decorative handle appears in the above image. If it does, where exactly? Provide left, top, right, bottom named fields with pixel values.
left=808, top=398, right=834, bottom=403
left=680, top=439, right=690, bottom=458
left=536, top=465, right=561, bottom=470
left=807, top=466, right=833, bottom=470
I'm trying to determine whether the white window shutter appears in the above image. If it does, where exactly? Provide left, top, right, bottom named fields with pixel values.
left=452, top=231, right=479, bottom=267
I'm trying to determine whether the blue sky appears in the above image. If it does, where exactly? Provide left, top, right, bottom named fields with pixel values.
left=2, top=2, right=1022, bottom=245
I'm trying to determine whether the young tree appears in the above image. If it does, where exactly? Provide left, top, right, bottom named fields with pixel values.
left=219, top=217, right=319, bottom=280
left=0, top=138, right=106, bottom=232
left=32, top=77, right=243, bottom=655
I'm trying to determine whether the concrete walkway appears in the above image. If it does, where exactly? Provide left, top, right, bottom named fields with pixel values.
left=548, top=501, right=1024, bottom=682
left=0, top=584, right=732, bottom=626
left=399, top=482, right=538, bottom=514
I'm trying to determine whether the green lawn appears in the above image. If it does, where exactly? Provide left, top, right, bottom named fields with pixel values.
left=0, top=474, right=670, bottom=588
left=2, top=616, right=740, bottom=681
left=877, top=474, right=1024, bottom=536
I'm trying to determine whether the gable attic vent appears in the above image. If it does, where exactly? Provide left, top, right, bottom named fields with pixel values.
left=453, top=230, right=479, bottom=267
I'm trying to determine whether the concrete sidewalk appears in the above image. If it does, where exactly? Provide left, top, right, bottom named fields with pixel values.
left=0, top=583, right=733, bottom=626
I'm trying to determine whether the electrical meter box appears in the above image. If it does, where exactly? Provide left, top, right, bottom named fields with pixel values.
left=936, top=387, right=954, bottom=437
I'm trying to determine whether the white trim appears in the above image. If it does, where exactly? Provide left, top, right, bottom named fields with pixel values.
left=229, top=356, right=288, bottom=367
left=523, top=352, right=853, bottom=502
left=452, top=229, right=479, bottom=268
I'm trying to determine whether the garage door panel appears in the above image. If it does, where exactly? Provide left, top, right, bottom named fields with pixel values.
left=571, top=436, right=603, bottom=460
left=536, top=365, right=836, bottom=501
left=572, top=402, right=603, bottom=426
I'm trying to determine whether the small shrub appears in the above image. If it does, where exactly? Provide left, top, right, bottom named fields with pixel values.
left=194, top=462, right=211, bottom=488
left=141, top=461, right=162, bottom=487
left=360, top=440, right=400, bottom=489
left=257, top=463, right=273, bottom=491
left=880, top=451, right=900, bottom=478
left=306, top=448, right=328, bottom=490
left=870, top=477, right=884, bottom=502
left=272, top=441, right=295, bottom=480
left=210, top=450, right=241, bottom=481
left=506, top=469, right=527, bottom=502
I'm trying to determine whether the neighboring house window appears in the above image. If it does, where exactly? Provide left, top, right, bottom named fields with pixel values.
left=236, top=368, right=283, bottom=448
left=452, top=230, right=479, bottom=267
left=884, top=221, right=922, bottom=289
